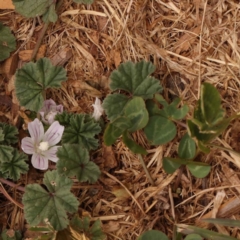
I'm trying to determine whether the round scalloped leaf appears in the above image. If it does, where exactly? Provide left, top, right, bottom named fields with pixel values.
left=187, top=162, right=211, bottom=178
left=22, top=170, right=79, bottom=231
left=178, top=133, right=196, bottom=159
left=139, top=230, right=169, bottom=240
left=102, top=93, right=129, bottom=122
left=124, top=97, right=149, bottom=132
left=144, top=116, right=176, bottom=145
left=57, top=144, right=101, bottom=183
left=0, top=23, right=16, bottom=61
left=15, top=58, right=67, bottom=112
left=12, top=0, right=50, bottom=18
left=110, top=61, right=162, bottom=99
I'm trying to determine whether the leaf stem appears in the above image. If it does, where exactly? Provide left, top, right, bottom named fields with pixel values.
left=138, top=154, right=155, bottom=186
left=0, top=178, right=25, bottom=192
left=31, top=0, right=64, bottom=61
left=209, top=144, right=240, bottom=157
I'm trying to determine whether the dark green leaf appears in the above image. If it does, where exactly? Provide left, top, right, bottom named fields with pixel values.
left=138, top=230, right=169, bottom=240
left=12, top=0, right=49, bottom=18
left=154, top=94, right=168, bottom=107
left=62, top=114, right=101, bottom=150
left=187, top=162, right=211, bottom=178
left=42, top=3, right=58, bottom=23
left=22, top=170, right=79, bottom=231
left=103, top=117, right=131, bottom=145
left=110, top=61, right=162, bottom=99
left=15, top=58, right=67, bottom=112
left=0, top=145, right=13, bottom=162
left=184, top=234, right=202, bottom=240
left=122, top=131, right=147, bottom=155
left=0, top=128, right=4, bottom=142
left=178, top=133, right=196, bottom=159
left=0, top=23, right=16, bottom=61
left=200, top=83, right=225, bottom=125
left=0, top=123, right=18, bottom=144
left=124, top=97, right=149, bottom=132
left=1, top=149, right=28, bottom=181
left=144, top=116, right=176, bottom=145
left=145, top=100, right=161, bottom=117
left=102, top=93, right=129, bottom=122
left=57, top=144, right=101, bottom=183
left=163, top=157, right=186, bottom=174
left=54, top=112, right=74, bottom=127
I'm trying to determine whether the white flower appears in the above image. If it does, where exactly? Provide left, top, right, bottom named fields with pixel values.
left=21, top=118, right=64, bottom=170
left=92, top=98, right=104, bottom=121
left=39, top=99, right=63, bottom=125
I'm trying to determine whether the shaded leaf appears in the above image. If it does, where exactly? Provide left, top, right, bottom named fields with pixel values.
left=110, top=61, right=162, bottom=99
left=1, top=149, right=28, bottom=181
left=12, top=0, right=50, bottom=18
left=62, top=114, right=101, bottom=150
left=22, top=170, right=79, bottom=231
left=0, top=129, right=4, bottom=142
left=0, top=123, right=18, bottom=144
left=145, top=100, right=161, bottom=117
left=124, top=97, right=149, bottom=132
left=42, top=3, right=58, bottom=23
left=122, top=131, right=147, bottom=155
left=144, top=116, right=176, bottom=145
left=102, top=93, right=129, bottom=122
left=184, top=234, right=203, bottom=240
left=178, top=133, right=196, bottom=159
left=0, top=23, right=16, bottom=61
left=73, top=0, right=95, bottom=4
left=187, top=162, right=211, bottom=178
left=57, top=144, right=101, bottom=183
left=1, top=229, right=22, bottom=240
left=15, top=58, right=67, bottom=112
left=103, top=117, right=131, bottom=146
left=0, top=145, right=13, bottom=162
left=163, top=157, right=186, bottom=174
left=54, top=112, right=74, bottom=127
left=138, top=230, right=169, bottom=240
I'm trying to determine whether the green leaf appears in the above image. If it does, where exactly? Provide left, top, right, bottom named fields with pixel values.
left=73, top=0, right=95, bottom=4
left=22, top=170, right=79, bottom=231
left=54, top=112, right=74, bottom=126
left=184, top=234, right=202, bottom=240
left=103, top=117, right=131, bottom=145
left=15, top=58, right=67, bottom=112
left=187, top=162, right=211, bottom=178
left=42, top=3, right=58, bottom=23
left=163, top=157, right=186, bottom=174
left=57, top=144, right=101, bottom=183
left=0, top=128, right=4, bottom=142
left=202, top=218, right=240, bottom=227
left=12, top=0, right=50, bottom=19
left=145, top=100, right=161, bottom=117
left=0, top=23, right=16, bottom=62
left=61, top=114, right=101, bottom=150
left=0, top=145, right=14, bottom=162
left=200, top=82, right=225, bottom=125
left=122, top=131, right=147, bottom=155
left=154, top=93, right=168, bottom=107
left=144, top=116, right=176, bottom=145
left=124, top=97, right=149, bottom=132
left=0, top=123, right=18, bottom=144
left=138, top=230, right=169, bottom=240
left=1, top=149, right=28, bottom=181
left=1, top=229, right=22, bottom=240
left=102, top=93, right=129, bottom=122
left=110, top=61, right=162, bottom=99
left=178, top=133, right=196, bottom=159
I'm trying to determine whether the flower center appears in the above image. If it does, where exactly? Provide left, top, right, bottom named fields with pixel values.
left=38, top=141, right=49, bottom=151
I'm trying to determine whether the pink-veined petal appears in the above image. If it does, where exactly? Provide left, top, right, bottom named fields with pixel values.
left=43, top=121, right=64, bottom=146
left=39, top=111, right=48, bottom=124
left=21, top=137, right=35, bottom=154
left=28, top=119, right=44, bottom=143
left=44, top=146, right=60, bottom=162
left=31, top=153, right=48, bottom=170
left=56, top=104, right=63, bottom=113
left=46, top=112, right=57, bottom=125
left=44, top=99, right=56, bottom=112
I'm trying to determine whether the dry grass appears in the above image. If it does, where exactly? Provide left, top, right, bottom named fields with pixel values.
left=1, top=0, right=240, bottom=239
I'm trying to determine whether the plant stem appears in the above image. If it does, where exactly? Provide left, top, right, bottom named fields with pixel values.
left=0, top=178, right=25, bottom=192
left=138, top=154, right=155, bottom=186
left=31, top=0, right=64, bottom=61
left=209, top=144, right=240, bottom=157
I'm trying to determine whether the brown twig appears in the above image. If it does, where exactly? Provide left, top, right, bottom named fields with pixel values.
left=0, top=178, right=25, bottom=192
